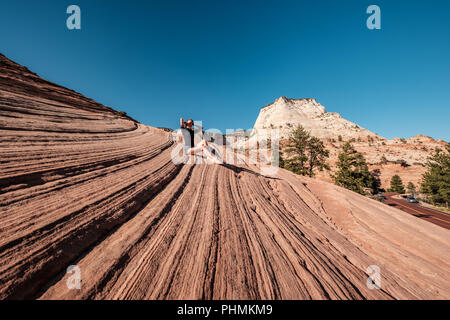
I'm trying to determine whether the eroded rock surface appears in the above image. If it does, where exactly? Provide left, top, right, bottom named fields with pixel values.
left=1, top=54, right=449, bottom=300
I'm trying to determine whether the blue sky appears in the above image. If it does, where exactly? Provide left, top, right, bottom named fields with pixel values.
left=1, top=0, right=449, bottom=140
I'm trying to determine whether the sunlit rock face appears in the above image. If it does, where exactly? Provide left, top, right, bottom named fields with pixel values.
left=253, top=96, right=377, bottom=139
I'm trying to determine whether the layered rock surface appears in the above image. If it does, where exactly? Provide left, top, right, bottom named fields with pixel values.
left=0, top=54, right=449, bottom=299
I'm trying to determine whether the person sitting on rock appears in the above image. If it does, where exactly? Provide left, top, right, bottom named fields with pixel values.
left=179, top=118, right=221, bottom=164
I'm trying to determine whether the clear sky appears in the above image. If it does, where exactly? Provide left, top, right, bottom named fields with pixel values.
left=1, top=0, right=449, bottom=140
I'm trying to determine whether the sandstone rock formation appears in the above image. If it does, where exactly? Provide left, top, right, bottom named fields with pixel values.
left=250, top=96, right=447, bottom=189
left=253, top=96, right=376, bottom=139
left=1, top=54, right=449, bottom=300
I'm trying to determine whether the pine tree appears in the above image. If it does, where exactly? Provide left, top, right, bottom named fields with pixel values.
left=389, top=175, right=405, bottom=194
left=370, top=168, right=382, bottom=194
left=283, top=126, right=309, bottom=175
left=333, top=141, right=374, bottom=195
left=407, top=182, right=416, bottom=195
left=420, top=144, right=450, bottom=207
left=306, top=136, right=330, bottom=177
left=278, top=151, right=285, bottom=169
left=283, top=125, right=329, bottom=177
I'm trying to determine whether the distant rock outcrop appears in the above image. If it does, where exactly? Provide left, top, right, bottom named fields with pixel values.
left=246, top=96, right=449, bottom=190
left=253, top=96, right=377, bottom=139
